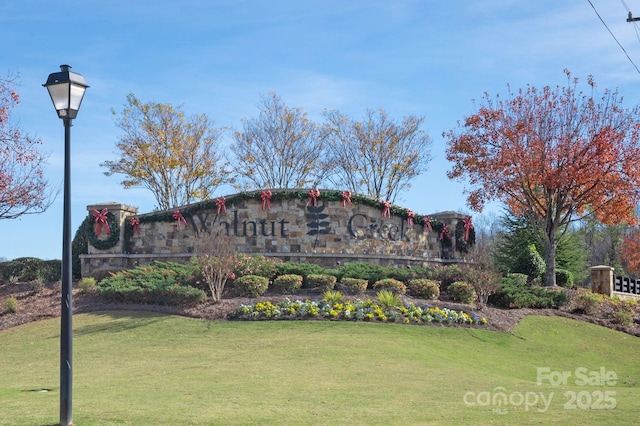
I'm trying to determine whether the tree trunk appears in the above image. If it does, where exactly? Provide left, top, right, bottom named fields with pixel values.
left=544, top=228, right=557, bottom=287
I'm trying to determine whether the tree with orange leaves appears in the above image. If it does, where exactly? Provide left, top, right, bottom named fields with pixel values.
left=445, top=70, right=640, bottom=286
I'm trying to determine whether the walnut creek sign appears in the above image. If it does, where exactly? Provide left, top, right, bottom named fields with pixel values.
left=185, top=204, right=415, bottom=243
left=82, top=191, right=473, bottom=276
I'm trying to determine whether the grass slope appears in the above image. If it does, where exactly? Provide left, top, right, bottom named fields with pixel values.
left=1, top=313, right=638, bottom=425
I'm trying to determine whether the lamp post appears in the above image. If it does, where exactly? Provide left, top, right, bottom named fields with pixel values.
left=44, top=65, right=88, bottom=426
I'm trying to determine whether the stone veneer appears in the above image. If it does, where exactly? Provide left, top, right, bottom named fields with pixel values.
left=80, top=191, right=473, bottom=277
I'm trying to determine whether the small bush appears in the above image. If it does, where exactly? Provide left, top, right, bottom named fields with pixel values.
left=465, top=269, right=502, bottom=307
left=376, top=289, right=402, bottom=309
left=406, top=279, right=440, bottom=300
left=613, top=309, right=633, bottom=328
left=78, top=277, right=97, bottom=293
left=432, top=265, right=466, bottom=291
left=488, top=276, right=569, bottom=309
left=372, top=278, right=406, bottom=294
left=337, top=277, right=368, bottom=295
left=575, top=291, right=601, bottom=315
left=233, top=275, right=269, bottom=297
left=3, top=297, right=18, bottom=313
left=234, top=254, right=280, bottom=279
left=305, top=274, right=337, bottom=290
left=322, top=289, right=344, bottom=304
left=447, top=281, right=476, bottom=304
left=555, top=269, right=574, bottom=288
left=272, top=274, right=303, bottom=294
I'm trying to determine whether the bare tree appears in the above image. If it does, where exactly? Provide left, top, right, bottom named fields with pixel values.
left=194, top=230, right=237, bottom=303
left=228, top=92, right=328, bottom=190
left=322, top=108, right=432, bottom=202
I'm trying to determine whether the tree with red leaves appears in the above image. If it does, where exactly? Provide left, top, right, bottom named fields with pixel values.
left=445, top=70, right=640, bottom=286
left=0, top=72, right=52, bottom=219
left=621, top=228, right=640, bottom=275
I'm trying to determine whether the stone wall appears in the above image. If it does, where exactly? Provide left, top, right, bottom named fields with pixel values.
left=590, top=265, right=640, bottom=301
left=80, top=190, right=474, bottom=277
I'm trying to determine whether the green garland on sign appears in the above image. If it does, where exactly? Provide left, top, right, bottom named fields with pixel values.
left=86, top=211, right=121, bottom=250
left=132, top=189, right=449, bottom=240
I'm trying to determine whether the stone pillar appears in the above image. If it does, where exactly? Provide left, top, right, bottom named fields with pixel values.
left=590, top=265, right=614, bottom=296
left=86, top=202, right=138, bottom=254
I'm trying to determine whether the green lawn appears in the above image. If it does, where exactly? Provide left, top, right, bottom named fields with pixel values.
left=1, top=313, right=638, bottom=425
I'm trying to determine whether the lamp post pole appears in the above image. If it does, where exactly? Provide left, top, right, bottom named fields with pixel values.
left=44, top=65, right=88, bottom=426
left=60, top=116, right=73, bottom=425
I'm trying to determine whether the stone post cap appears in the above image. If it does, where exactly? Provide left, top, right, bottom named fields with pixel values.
left=590, top=265, right=615, bottom=271
left=87, top=202, right=138, bottom=214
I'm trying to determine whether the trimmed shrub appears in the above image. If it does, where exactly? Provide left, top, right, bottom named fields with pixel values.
left=272, top=274, right=303, bottom=294
left=372, top=278, right=406, bottom=294
left=488, top=276, right=569, bottom=309
left=336, top=262, right=388, bottom=285
left=3, top=297, right=18, bottom=313
left=1, top=257, right=44, bottom=282
left=382, top=266, right=413, bottom=283
left=277, top=262, right=335, bottom=280
left=447, top=281, right=476, bottom=304
left=78, top=277, right=97, bottom=293
left=233, top=275, right=269, bottom=297
left=555, top=268, right=574, bottom=288
left=42, top=260, right=62, bottom=282
left=406, top=279, right=440, bottom=300
left=514, top=244, right=546, bottom=280
left=337, top=277, right=368, bottom=295
left=507, top=273, right=528, bottom=286
left=89, top=268, right=125, bottom=283
left=233, top=254, right=280, bottom=279
left=96, top=262, right=206, bottom=306
left=305, top=274, right=337, bottom=290
left=98, top=280, right=206, bottom=306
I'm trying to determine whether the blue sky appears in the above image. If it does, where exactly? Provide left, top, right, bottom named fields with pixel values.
left=2, top=0, right=640, bottom=261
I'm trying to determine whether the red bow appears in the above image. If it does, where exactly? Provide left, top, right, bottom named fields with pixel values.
left=381, top=200, right=391, bottom=218
left=130, top=217, right=141, bottom=235
left=424, top=216, right=432, bottom=232
left=216, top=197, right=226, bottom=215
left=407, top=209, right=415, bottom=226
left=93, top=208, right=110, bottom=237
left=440, top=224, right=449, bottom=241
left=261, top=190, right=272, bottom=210
left=341, top=190, right=352, bottom=207
left=306, top=189, right=320, bottom=207
left=173, top=210, right=186, bottom=229
left=463, top=216, right=474, bottom=241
